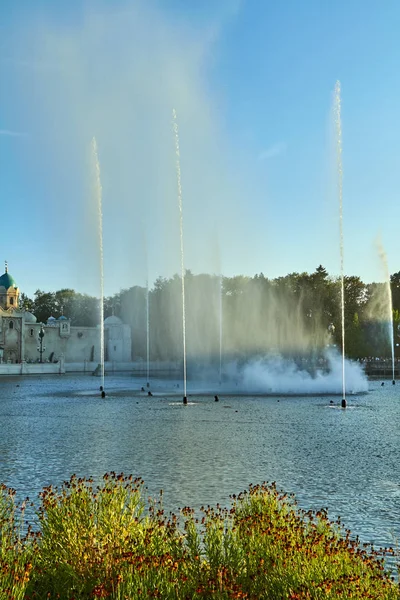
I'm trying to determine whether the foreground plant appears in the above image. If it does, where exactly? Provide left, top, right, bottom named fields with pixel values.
left=0, top=475, right=399, bottom=599
left=31, top=473, right=190, bottom=598
left=217, top=483, right=399, bottom=599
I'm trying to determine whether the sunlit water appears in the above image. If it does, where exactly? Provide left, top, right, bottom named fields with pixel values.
left=0, top=375, right=399, bottom=565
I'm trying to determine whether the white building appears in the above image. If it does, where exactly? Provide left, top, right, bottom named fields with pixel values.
left=0, top=265, right=131, bottom=365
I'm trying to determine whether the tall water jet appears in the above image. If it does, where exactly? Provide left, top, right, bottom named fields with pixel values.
left=377, top=241, right=395, bottom=382
left=172, top=109, right=187, bottom=404
left=146, top=278, right=150, bottom=388
left=334, top=81, right=346, bottom=408
left=219, top=273, right=223, bottom=385
left=141, top=229, right=151, bottom=389
left=92, top=137, right=105, bottom=396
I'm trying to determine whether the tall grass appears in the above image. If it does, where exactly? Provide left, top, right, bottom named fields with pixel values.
left=0, top=474, right=399, bottom=599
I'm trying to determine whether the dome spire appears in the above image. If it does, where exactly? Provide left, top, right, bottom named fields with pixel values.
left=5, top=260, right=8, bottom=274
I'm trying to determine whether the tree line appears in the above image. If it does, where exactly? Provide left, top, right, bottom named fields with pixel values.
left=19, top=266, right=400, bottom=361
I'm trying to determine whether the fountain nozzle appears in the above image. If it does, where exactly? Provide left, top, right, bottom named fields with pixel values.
left=101, top=390, right=106, bottom=398
left=183, top=396, right=188, bottom=405
left=393, top=380, right=396, bottom=385
left=341, top=398, right=347, bottom=408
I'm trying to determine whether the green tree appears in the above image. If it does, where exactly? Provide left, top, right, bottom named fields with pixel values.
left=33, top=290, right=56, bottom=323
left=19, top=292, right=34, bottom=311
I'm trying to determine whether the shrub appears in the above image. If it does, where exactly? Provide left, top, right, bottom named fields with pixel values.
left=0, top=475, right=398, bottom=599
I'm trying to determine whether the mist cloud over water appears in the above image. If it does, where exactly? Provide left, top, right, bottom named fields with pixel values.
left=237, top=349, right=368, bottom=395
left=197, top=349, right=368, bottom=395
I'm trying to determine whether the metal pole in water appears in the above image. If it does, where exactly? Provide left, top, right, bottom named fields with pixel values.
left=172, top=109, right=188, bottom=405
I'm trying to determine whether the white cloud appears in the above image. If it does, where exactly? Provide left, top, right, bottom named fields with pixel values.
left=0, top=129, right=26, bottom=137
left=258, top=142, right=287, bottom=161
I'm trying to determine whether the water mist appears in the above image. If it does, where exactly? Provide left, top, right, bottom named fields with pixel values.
left=172, top=109, right=188, bottom=404
left=219, top=273, right=223, bottom=385
left=334, top=81, right=346, bottom=407
left=92, top=137, right=105, bottom=397
left=377, top=241, right=395, bottom=383
left=146, top=278, right=150, bottom=387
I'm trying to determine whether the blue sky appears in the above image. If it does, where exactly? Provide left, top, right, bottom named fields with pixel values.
left=1, top=0, right=400, bottom=298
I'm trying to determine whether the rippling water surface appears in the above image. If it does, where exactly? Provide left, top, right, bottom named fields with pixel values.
left=0, top=374, right=399, bottom=557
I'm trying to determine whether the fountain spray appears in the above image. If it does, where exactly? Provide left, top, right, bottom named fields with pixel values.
left=219, top=273, right=223, bottom=385
left=92, top=137, right=105, bottom=397
left=334, top=81, right=346, bottom=408
left=172, top=109, right=188, bottom=404
left=141, top=229, right=151, bottom=390
left=377, top=241, right=395, bottom=384
left=146, top=278, right=150, bottom=388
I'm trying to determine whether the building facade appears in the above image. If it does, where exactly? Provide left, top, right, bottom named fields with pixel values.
left=0, top=266, right=131, bottom=365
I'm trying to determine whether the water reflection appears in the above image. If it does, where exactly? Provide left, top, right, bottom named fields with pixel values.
left=0, top=375, right=399, bottom=556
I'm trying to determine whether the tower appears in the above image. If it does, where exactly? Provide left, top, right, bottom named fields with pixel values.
left=0, top=262, right=20, bottom=310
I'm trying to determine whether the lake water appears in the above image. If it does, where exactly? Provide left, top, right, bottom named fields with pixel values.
left=0, top=374, right=399, bottom=561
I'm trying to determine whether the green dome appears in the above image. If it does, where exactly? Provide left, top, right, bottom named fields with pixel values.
left=0, top=272, right=18, bottom=290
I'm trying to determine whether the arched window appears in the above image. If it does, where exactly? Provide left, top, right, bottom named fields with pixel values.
left=9, top=321, right=14, bottom=329
left=30, top=328, right=34, bottom=337
left=10, top=297, right=14, bottom=305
